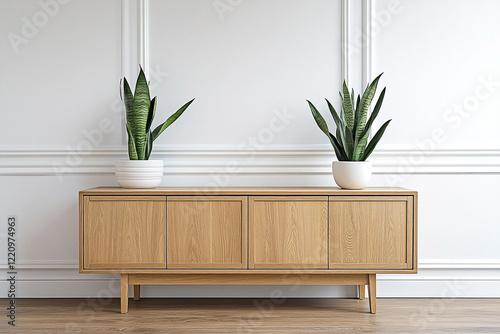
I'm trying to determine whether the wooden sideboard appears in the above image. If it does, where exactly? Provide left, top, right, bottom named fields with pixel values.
left=79, top=187, right=417, bottom=314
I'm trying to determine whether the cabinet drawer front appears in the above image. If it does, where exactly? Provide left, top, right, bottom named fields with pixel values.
left=83, top=196, right=166, bottom=269
left=167, top=196, right=247, bottom=269
left=329, top=196, right=414, bottom=270
left=249, top=196, right=328, bottom=269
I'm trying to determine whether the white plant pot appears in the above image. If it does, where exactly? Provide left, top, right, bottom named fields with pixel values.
left=332, top=161, right=372, bottom=190
left=115, top=160, right=164, bottom=189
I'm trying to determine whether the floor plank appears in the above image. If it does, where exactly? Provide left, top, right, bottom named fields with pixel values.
left=1, top=298, right=499, bottom=333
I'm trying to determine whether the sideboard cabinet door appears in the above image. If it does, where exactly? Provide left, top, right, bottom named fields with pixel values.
left=83, top=196, right=166, bottom=269
left=329, top=196, right=415, bottom=270
left=166, top=196, right=247, bottom=269
left=249, top=196, right=328, bottom=269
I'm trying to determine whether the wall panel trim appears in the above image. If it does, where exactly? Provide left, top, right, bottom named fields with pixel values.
left=0, top=146, right=498, bottom=176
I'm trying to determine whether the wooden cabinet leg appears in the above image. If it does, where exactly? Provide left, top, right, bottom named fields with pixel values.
left=368, top=274, right=376, bottom=314
left=121, top=274, right=129, bottom=314
left=359, top=285, right=365, bottom=299
left=134, top=285, right=141, bottom=301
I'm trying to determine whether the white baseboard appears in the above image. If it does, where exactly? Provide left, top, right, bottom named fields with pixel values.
left=2, top=265, right=499, bottom=298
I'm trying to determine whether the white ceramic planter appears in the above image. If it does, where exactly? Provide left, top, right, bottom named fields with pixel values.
left=115, top=160, right=164, bottom=188
left=332, top=161, right=372, bottom=190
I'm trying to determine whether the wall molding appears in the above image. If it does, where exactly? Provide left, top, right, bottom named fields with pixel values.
left=0, top=146, right=498, bottom=176
left=1, top=261, right=498, bottom=298
left=138, top=0, right=149, bottom=73
left=341, top=0, right=349, bottom=84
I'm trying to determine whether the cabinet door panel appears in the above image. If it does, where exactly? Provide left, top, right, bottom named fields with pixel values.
left=83, top=196, right=166, bottom=269
left=250, top=196, right=328, bottom=269
left=329, top=196, right=414, bottom=270
left=167, top=196, right=246, bottom=269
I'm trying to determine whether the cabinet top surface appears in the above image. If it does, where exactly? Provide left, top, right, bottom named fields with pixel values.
left=80, top=187, right=416, bottom=196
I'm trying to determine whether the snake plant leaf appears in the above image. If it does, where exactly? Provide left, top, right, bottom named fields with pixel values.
left=328, top=98, right=347, bottom=150
left=352, top=130, right=369, bottom=161
left=352, top=89, right=358, bottom=132
left=330, top=133, right=348, bottom=161
left=352, top=87, right=386, bottom=161
left=307, top=72, right=389, bottom=162
left=342, top=81, right=354, bottom=131
left=122, top=78, right=134, bottom=116
left=145, top=130, right=153, bottom=160
left=126, top=122, right=138, bottom=160
left=146, top=97, right=157, bottom=132
left=355, top=94, right=361, bottom=120
left=362, top=119, right=392, bottom=161
left=354, top=73, right=383, bottom=143
left=309, top=101, right=331, bottom=136
left=328, top=97, right=346, bottom=148
left=121, top=67, right=194, bottom=160
left=308, top=100, right=339, bottom=150
left=344, top=125, right=354, bottom=160
left=152, top=98, right=195, bottom=141
left=326, top=99, right=341, bottom=128
left=336, top=126, right=344, bottom=151
left=128, top=67, right=151, bottom=159
left=360, top=87, right=386, bottom=140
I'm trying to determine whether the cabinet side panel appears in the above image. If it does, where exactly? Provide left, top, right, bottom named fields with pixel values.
left=83, top=196, right=166, bottom=269
left=409, top=195, right=417, bottom=271
left=79, top=194, right=85, bottom=272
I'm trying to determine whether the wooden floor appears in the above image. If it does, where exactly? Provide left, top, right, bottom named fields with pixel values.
left=2, top=298, right=499, bottom=333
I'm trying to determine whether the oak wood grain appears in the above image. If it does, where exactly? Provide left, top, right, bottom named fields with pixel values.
left=249, top=196, right=328, bottom=269
left=166, top=196, right=247, bottom=269
left=12, top=298, right=500, bottom=333
left=120, top=274, right=128, bottom=314
left=329, top=196, right=413, bottom=270
left=83, top=196, right=166, bottom=269
left=128, top=273, right=369, bottom=286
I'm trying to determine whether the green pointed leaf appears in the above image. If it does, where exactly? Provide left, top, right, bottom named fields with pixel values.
left=330, top=133, right=348, bottom=161
left=308, top=100, right=341, bottom=154
left=344, top=126, right=354, bottom=160
left=152, top=98, right=195, bottom=141
left=342, top=81, right=354, bottom=131
left=308, top=100, right=330, bottom=136
left=353, top=94, right=361, bottom=122
left=126, top=122, right=138, bottom=160
left=360, top=87, right=386, bottom=140
left=352, top=130, right=369, bottom=161
left=327, top=98, right=347, bottom=152
left=145, top=130, right=153, bottom=160
left=146, top=97, right=157, bottom=132
left=361, top=119, right=391, bottom=161
left=336, top=126, right=344, bottom=152
left=127, top=67, right=151, bottom=160
left=352, top=87, right=386, bottom=160
left=354, top=73, right=383, bottom=143
left=122, top=78, right=134, bottom=115
left=306, top=73, right=389, bottom=161
left=325, top=99, right=342, bottom=128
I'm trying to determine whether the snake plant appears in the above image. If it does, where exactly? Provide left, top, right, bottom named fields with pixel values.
left=121, top=66, right=194, bottom=160
left=307, top=73, right=391, bottom=161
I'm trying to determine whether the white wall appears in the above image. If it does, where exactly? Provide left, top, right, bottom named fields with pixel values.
left=0, top=0, right=499, bottom=299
